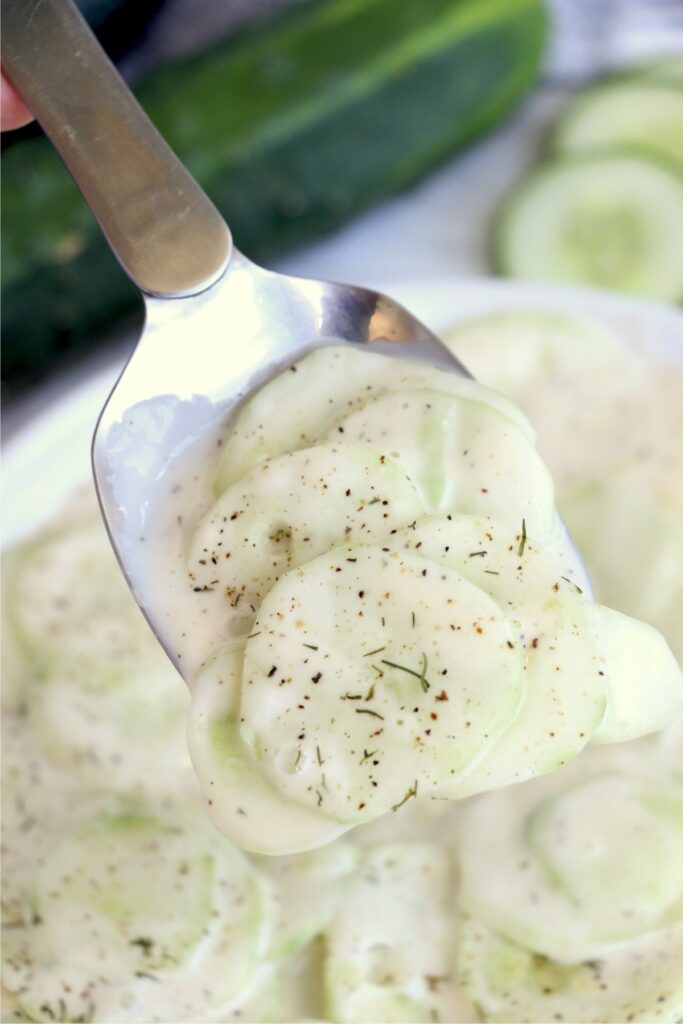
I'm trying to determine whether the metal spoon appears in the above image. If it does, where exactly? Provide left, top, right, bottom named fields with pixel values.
left=2, top=0, right=584, bottom=670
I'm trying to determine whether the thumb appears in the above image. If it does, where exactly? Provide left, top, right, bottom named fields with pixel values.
left=1, top=71, right=34, bottom=131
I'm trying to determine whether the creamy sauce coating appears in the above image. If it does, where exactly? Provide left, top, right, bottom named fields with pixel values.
left=2, top=308, right=683, bottom=1022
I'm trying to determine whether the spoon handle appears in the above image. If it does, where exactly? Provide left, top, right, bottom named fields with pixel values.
left=1, top=0, right=232, bottom=298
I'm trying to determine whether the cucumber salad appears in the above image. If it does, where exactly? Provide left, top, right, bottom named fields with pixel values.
left=3, top=305, right=683, bottom=1023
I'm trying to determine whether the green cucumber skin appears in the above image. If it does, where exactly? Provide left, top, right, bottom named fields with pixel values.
left=1, top=0, right=546, bottom=386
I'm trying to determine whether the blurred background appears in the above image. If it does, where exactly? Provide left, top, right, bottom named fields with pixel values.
left=2, top=0, right=682, bottom=426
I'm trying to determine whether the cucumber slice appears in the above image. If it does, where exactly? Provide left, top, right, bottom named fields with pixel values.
left=11, top=520, right=162, bottom=681
left=560, top=476, right=683, bottom=665
left=443, top=309, right=635, bottom=400
left=325, top=844, right=470, bottom=1024
left=3, top=806, right=274, bottom=1022
left=443, top=310, right=642, bottom=492
left=29, top=657, right=192, bottom=795
left=189, top=444, right=428, bottom=643
left=526, top=774, right=683, bottom=925
left=1, top=711, right=97, bottom=930
left=387, top=516, right=605, bottom=796
left=254, top=842, right=360, bottom=959
left=241, top=544, right=523, bottom=825
left=459, top=754, right=683, bottom=961
left=189, top=646, right=349, bottom=855
left=323, top=389, right=556, bottom=542
left=553, top=82, right=683, bottom=169
left=213, top=346, right=534, bottom=494
left=458, top=916, right=683, bottom=1024
left=495, top=153, right=683, bottom=303
left=587, top=604, right=683, bottom=743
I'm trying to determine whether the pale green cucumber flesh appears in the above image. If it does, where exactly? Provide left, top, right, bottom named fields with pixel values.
left=241, top=543, right=523, bottom=823
left=458, top=916, right=683, bottom=1024
left=553, top=81, right=683, bottom=169
left=495, top=153, right=683, bottom=303
left=214, top=345, right=534, bottom=494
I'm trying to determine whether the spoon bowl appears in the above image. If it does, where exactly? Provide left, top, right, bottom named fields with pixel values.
left=92, top=252, right=467, bottom=643
left=2, top=0, right=466, bottom=660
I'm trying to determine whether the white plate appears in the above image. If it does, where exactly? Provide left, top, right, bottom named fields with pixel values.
left=3, top=278, right=682, bottom=548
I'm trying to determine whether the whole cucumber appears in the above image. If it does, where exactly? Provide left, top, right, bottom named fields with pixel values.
left=2, top=0, right=546, bottom=387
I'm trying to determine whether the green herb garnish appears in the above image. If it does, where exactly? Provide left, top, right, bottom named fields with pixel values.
left=392, top=780, right=418, bottom=811
left=381, top=653, right=431, bottom=692
left=518, top=518, right=527, bottom=557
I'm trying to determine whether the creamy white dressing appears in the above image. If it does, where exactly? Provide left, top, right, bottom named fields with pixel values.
left=115, top=340, right=680, bottom=856
left=2, top=308, right=683, bottom=1023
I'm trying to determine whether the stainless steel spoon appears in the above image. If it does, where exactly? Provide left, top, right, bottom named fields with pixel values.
left=2, top=0, right=584, bottom=669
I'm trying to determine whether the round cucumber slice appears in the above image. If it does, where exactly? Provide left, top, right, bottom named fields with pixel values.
left=443, top=310, right=642, bottom=492
left=323, top=389, right=556, bottom=542
left=443, top=309, right=636, bottom=400
left=587, top=604, right=683, bottom=743
left=1, top=711, right=99, bottom=930
left=458, top=916, right=683, bottom=1024
left=29, top=657, right=192, bottom=795
left=553, top=82, right=683, bottom=169
left=560, top=476, right=683, bottom=665
left=4, top=806, right=274, bottom=1022
left=526, top=774, right=683, bottom=926
left=495, top=153, right=683, bottom=303
left=325, top=844, right=470, bottom=1024
left=37, top=813, right=216, bottom=975
left=189, top=646, right=348, bottom=855
left=459, top=753, right=683, bottom=961
left=11, top=520, right=161, bottom=681
left=387, top=515, right=605, bottom=796
left=213, top=345, right=534, bottom=494
left=188, top=443, right=428, bottom=643
left=241, top=544, right=523, bottom=824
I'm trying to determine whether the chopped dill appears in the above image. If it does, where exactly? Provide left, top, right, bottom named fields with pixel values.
left=392, top=780, right=418, bottom=811
left=355, top=708, right=385, bottom=720
left=363, top=646, right=386, bottom=658
left=381, top=653, right=431, bottom=692
left=518, top=518, right=527, bottom=557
